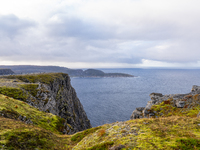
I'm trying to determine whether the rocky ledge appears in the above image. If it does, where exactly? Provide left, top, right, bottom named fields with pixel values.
left=131, top=85, right=200, bottom=119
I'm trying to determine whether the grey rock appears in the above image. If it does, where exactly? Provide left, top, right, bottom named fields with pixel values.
left=109, top=145, right=125, bottom=150
left=130, top=110, right=142, bottom=119
left=191, top=85, right=200, bottom=93
left=149, top=113, right=155, bottom=117
left=176, top=101, right=185, bottom=108
left=136, top=107, right=145, bottom=111
left=150, top=93, right=163, bottom=100
left=197, top=112, right=200, bottom=118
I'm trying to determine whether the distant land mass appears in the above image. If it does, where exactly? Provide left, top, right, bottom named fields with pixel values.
left=0, top=69, right=14, bottom=75
left=0, top=65, right=134, bottom=77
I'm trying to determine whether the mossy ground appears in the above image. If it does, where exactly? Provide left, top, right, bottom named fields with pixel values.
left=0, top=117, right=73, bottom=150
left=4, top=73, right=66, bottom=84
left=0, top=94, right=71, bottom=134
left=1, top=94, right=200, bottom=149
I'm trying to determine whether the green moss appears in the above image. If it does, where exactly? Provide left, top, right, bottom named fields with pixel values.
left=86, top=141, right=114, bottom=150
left=0, top=86, right=28, bottom=101
left=0, top=94, right=72, bottom=134
left=71, top=126, right=101, bottom=142
left=5, top=73, right=67, bottom=84
left=172, top=138, right=200, bottom=149
left=0, top=109, right=20, bottom=119
left=18, top=84, right=39, bottom=97
left=0, top=117, right=70, bottom=150
left=151, top=101, right=200, bottom=118
left=3, top=130, right=55, bottom=149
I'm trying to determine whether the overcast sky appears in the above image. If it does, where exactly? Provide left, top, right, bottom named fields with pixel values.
left=0, top=0, right=200, bottom=68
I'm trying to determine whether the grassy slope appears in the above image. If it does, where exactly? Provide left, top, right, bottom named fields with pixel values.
left=0, top=94, right=200, bottom=149
left=0, top=94, right=71, bottom=135
left=0, top=116, right=73, bottom=150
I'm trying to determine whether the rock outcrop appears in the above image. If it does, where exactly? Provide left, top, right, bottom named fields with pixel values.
left=0, top=69, right=14, bottom=75
left=131, top=85, right=200, bottom=119
left=0, top=73, right=91, bottom=134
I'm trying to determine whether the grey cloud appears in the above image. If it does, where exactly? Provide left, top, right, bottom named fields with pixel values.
left=0, top=14, right=36, bottom=38
left=47, top=16, right=115, bottom=40
left=1, top=3, right=200, bottom=68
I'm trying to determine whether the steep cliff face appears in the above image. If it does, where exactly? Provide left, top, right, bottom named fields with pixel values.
left=131, top=85, right=200, bottom=119
left=1, top=73, right=91, bottom=134
left=0, top=69, right=14, bottom=75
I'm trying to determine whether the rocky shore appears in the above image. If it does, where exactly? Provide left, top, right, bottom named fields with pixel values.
left=131, top=85, right=200, bottom=119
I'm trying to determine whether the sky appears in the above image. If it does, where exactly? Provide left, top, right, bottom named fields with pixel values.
left=0, top=0, right=200, bottom=69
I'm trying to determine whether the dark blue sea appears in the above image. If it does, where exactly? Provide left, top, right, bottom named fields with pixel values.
left=71, top=69, right=200, bottom=127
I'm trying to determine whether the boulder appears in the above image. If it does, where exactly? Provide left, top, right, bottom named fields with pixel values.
left=130, top=110, right=142, bottom=119
left=175, top=101, right=185, bottom=108
left=191, top=85, right=200, bottom=93
left=109, top=145, right=125, bottom=150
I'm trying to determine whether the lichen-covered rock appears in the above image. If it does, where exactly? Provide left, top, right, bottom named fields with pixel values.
left=131, top=85, right=200, bottom=120
left=1, top=73, right=91, bottom=134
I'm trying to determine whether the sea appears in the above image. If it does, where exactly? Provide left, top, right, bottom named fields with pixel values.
left=71, top=68, right=200, bottom=127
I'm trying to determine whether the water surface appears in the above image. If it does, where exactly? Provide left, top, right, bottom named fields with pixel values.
left=71, top=69, right=200, bottom=127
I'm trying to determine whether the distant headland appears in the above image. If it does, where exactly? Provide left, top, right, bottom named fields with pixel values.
left=0, top=65, right=134, bottom=77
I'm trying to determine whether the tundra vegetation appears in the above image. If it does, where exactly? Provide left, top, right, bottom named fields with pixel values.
left=0, top=74, right=200, bottom=149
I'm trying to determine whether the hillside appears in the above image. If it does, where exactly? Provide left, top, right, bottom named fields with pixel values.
left=0, top=65, right=134, bottom=77
left=0, top=69, right=14, bottom=75
left=0, top=74, right=200, bottom=149
left=1, top=94, right=200, bottom=149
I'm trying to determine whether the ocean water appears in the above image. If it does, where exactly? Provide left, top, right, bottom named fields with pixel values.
left=71, top=69, right=200, bottom=127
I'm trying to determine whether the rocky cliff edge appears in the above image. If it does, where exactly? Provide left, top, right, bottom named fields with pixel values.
left=0, top=73, right=91, bottom=134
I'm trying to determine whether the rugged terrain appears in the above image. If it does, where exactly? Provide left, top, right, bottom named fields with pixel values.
left=0, top=65, right=134, bottom=77
left=0, top=74, right=200, bottom=149
left=0, top=73, right=91, bottom=134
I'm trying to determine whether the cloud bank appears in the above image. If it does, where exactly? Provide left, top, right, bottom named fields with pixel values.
left=0, top=0, right=200, bottom=68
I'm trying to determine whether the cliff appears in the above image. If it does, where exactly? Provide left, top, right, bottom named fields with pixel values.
left=0, top=69, right=14, bottom=75
left=0, top=73, right=91, bottom=134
